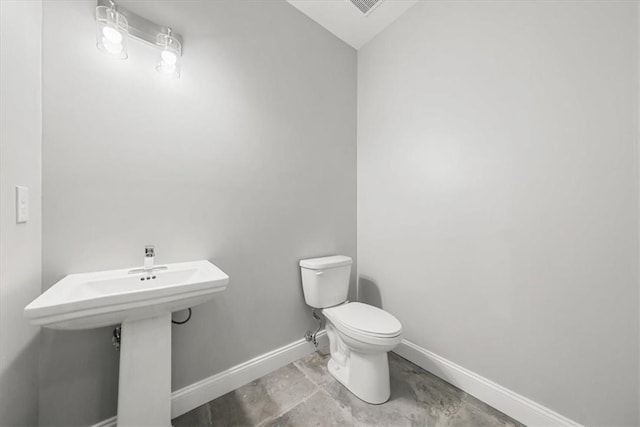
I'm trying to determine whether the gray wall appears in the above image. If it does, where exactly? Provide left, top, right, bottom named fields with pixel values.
left=41, top=1, right=356, bottom=425
left=0, top=1, right=43, bottom=426
left=358, top=1, right=639, bottom=426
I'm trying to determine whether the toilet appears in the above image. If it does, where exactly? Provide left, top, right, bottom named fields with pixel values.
left=299, top=255, right=402, bottom=404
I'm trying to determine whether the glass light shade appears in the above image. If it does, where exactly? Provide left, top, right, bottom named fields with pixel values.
left=96, top=5, right=128, bottom=59
left=156, top=31, right=181, bottom=78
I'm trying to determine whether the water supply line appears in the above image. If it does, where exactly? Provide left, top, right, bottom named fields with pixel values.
left=112, top=326, right=121, bottom=351
left=172, top=308, right=192, bottom=325
left=304, top=309, right=322, bottom=348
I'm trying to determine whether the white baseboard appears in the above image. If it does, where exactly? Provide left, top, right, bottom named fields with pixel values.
left=91, top=331, right=328, bottom=427
left=394, top=339, right=582, bottom=427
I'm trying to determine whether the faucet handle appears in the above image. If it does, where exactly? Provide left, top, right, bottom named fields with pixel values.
left=145, top=245, right=155, bottom=257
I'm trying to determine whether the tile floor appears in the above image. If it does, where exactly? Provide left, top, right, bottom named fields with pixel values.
left=173, top=348, right=525, bottom=427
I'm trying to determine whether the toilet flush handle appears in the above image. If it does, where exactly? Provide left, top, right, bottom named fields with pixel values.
left=315, top=271, right=324, bottom=276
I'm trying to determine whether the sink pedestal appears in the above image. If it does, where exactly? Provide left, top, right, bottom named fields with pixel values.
left=117, top=313, right=172, bottom=427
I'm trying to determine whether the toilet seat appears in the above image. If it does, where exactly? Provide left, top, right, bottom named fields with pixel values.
left=323, top=302, right=402, bottom=340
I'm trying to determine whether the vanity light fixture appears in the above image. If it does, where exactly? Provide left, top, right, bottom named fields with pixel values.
left=156, top=28, right=181, bottom=78
left=95, top=0, right=184, bottom=78
left=96, top=0, right=128, bottom=59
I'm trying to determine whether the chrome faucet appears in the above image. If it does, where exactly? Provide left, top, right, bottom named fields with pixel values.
left=144, top=245, right=155, bottom=270
left=128, top=245, right=168, bottom=275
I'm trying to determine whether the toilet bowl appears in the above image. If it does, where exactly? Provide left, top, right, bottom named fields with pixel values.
left=299, top=256, right=402, bottom=404
left=323, top=302, right=402, bottom=404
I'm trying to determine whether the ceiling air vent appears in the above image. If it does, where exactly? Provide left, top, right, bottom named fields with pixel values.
left=348, top=0, right=382, bottom=16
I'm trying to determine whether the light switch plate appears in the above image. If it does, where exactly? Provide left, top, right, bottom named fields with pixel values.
left=16, top=186, right=29, bottom=223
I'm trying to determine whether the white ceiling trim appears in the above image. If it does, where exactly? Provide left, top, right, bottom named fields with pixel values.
left=287, top=0, right=418, bottom=49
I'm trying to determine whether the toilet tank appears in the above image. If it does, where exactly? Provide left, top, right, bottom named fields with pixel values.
left=299, top=255, right=352, bottom=308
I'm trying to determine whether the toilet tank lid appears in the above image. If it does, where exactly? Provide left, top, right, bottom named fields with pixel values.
left=299, top=255, right=352, bottom=270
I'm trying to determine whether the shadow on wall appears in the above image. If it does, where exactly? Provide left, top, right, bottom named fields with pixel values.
left=357, top=276, right=382, bottom=309
left=0, top=335, right=39, bottom=426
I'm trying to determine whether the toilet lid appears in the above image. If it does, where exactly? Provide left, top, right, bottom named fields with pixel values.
left=323, top=302, right=402, bottom=337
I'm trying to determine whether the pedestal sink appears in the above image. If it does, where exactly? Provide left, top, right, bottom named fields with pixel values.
left=24, top=260, right=229, bottom=427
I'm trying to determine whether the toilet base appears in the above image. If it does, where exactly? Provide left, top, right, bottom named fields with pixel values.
left=327, top=348, right=391, bottom=404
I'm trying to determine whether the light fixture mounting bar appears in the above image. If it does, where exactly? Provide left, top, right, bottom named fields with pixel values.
left=96, top=0, right=183, bottom=53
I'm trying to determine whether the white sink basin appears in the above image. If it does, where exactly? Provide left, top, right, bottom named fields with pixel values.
left=25, top=260, right=229, bottom=330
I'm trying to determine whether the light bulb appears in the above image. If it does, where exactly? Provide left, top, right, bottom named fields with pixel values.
left=103, top=39, right=123, bottom=55
left=102, top=26, right=122, bottom=44
left=161, top=50, right=177, bottom=65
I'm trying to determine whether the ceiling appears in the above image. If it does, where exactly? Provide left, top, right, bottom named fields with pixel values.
left=286, top=0, right=418, bottom=49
